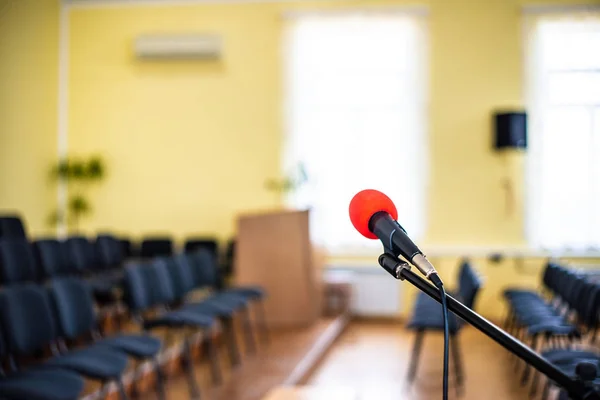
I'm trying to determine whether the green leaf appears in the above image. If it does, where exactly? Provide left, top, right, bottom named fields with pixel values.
left=68, top=195, right=91, bottom=215
left=69, top=160, right=86, bottom=180
left=86, top=156, right=105, bottom=180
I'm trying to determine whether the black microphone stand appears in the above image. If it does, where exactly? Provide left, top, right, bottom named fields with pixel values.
left=378, top=253, right=600, bottom=400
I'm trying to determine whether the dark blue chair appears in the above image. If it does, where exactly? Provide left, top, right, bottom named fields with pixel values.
left=140, top=237, right=173, bottom=259
left=32, top=239, right=75, bottom=281
left=186, top=250, right=265, bottom=346
left=406, top=259, right=483, bottom=394
left=532, top=282, right=600, bottom=398
left=120, top=238, right=136, bottom=259
left=186, top=249, right=268, bottom=344
left=0, top=283, right=130, bottom=400
left=0, top=215, right=26, bottom=239
left=189, top=249, right=266, bottom=303
left=222, top=239, right=235, bottom=279
left=0, top=327, right=85, bottom=400
left=184, top=238, right=218, bottom=259
left=122, top=261, right=218, bottom=399
left=64, top=236, right=98, bottom=276
left=66, top=236, right=122, bottom=308
left=161, top=254, right=252, bottom=364
left=96, top=234, right=125, bottom=269
left=48, top=277, right=165, bottom=400
left=0, top=239, right=38, bottom=284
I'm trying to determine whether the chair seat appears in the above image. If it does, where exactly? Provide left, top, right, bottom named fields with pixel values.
left=144, top=310, right=216, bottom=330
left=0, top=370, right=84, bottom=400
left=527, top=322, right=578, bottom=336
left=42, top=347, right=129, bottom=380
left=205, top=293, right=248, bottom=308
left=226, top=286, right=265, bottom=299
left=96, top=334, right=162, bottom=358
left=182, top=300, right=237, bottom=317
left=407, top=292, right=461, bottom=334
left=543, top=349, right=600, bottom=364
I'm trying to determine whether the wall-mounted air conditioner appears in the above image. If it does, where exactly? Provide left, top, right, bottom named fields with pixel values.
left=134, top=34, right=222, bottom=60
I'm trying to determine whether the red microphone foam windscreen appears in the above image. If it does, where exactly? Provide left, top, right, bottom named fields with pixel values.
left=349, top=189, right=398, bottom=239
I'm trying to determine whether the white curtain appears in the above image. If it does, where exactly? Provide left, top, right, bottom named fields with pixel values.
left=283, top=11, right=428, bottom=254
left=525, top=10, right=600, bottom=251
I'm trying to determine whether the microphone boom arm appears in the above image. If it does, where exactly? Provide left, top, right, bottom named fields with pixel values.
left=378, top=253, right=600, bottom=400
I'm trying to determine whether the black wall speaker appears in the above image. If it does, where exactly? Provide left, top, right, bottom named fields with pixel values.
left=494, top=112, right=527, bottom=150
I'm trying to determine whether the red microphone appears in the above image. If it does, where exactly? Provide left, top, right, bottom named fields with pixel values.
left=349, top=189, right=441, bottom=285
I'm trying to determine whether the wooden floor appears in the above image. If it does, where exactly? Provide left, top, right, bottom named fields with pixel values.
left=309, top=322, right=530, bottom=400
left=165, top=320, right=538, bottom=400
left=166, top=316, right=348, bottom=400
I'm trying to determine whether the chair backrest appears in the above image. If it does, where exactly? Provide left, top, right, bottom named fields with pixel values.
left=123, top=263, right=151, bottom=312
left=222, top=239, right=235, bottom=276
left=48, top=277, right=97, bottom=340
left=0, top=239, right=38, bottom=284
left=140, top=237, right=173, bottom=258
left=123, top=261, right=175, bottom=313
left=187, top=249, right=218, bottom=289
left=96, top=234, right=124, bottom=268
left=65, top=236, right=98, bottom=273
left=149, top=259, right=178, bottom=305
left=184, top=238, right=218, bottom=258
left=160, top=256, right=192, bottom=300
left=0, top=215, right=27, bottom=239
left=580, top=282, right=600, bottom=330
left=120, top=238, right=136, bottom=259
left=0, top=284, right=57, bottom=356
left=457, top=260, right=483, bottom=310
left=33, top=239, right=73, bottom=280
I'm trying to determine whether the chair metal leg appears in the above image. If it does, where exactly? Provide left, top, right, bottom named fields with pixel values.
left=204, top=335, right=223, bottom=385
left=99, top=381, right=110, bottom=400
left=153, top=356, right=167, bottom=400
left=521, top=334, right=538, bottom=386
left=503, top=310, right=512, bottom=330
left=224, top=317, right=241, bottom=367
left=514, top=328, right=525, bottom=367
left=182, top=337, right=201, bottom=400
left=529, top=368, right=541, bottom=398
left=241, top=307, right=256, bottom=355
left=529, top=334, right=548, bottom=398
left=116, top=378, right=130, bottom=400
left=450, top=333, right=464, bottom=397
left=257, top=300, right=269, bottom=345
left=406, top=330, right=425, bottom=384
left=129, top=360, right=141, bottom=399
left=542, top=380, right=551, bottom=400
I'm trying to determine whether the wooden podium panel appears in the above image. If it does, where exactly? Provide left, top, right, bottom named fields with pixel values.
left=235, top=209, right=323, bottom=328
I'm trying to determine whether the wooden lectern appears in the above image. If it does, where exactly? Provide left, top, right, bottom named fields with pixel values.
left=234, top=209, right=324, bottom=329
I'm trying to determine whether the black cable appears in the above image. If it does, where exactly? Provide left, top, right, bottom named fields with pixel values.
left=430, top=273, right=449, bottom=400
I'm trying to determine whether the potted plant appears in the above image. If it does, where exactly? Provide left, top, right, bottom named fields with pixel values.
left=48, top=155, right=106, bottom=233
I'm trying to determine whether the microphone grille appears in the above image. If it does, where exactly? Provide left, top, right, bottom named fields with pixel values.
left=349, top=189, right=398, bottom=239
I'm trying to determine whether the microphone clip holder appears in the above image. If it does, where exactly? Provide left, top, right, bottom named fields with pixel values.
left=378, top=252, right=411, bottom=280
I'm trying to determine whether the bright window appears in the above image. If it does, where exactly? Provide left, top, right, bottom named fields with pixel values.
left=526, top=11, right=600, bottom=251
left=283, top=10, right=428, bottom=253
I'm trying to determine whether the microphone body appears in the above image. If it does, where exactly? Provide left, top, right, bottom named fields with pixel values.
left=369, top=211, right=438, bottom=279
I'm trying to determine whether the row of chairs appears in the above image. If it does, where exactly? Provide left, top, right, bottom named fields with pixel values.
left=0, top=213, right=236, bottom=278
left=0, top=248, right=267, bottom=400
left=503, top=262, right=600, bottom=398
left=0, top=236, right=129, bottom=316
left=0, top=277, right=152, bottom=400
left=122, top=252, right=267, bottom=398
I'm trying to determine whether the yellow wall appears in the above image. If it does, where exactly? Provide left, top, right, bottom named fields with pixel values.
left=0, top=0, right=59, bottom=236
left=66, top=0, right=599, bottom=320
left=66, top=0, right=594, bottom=244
